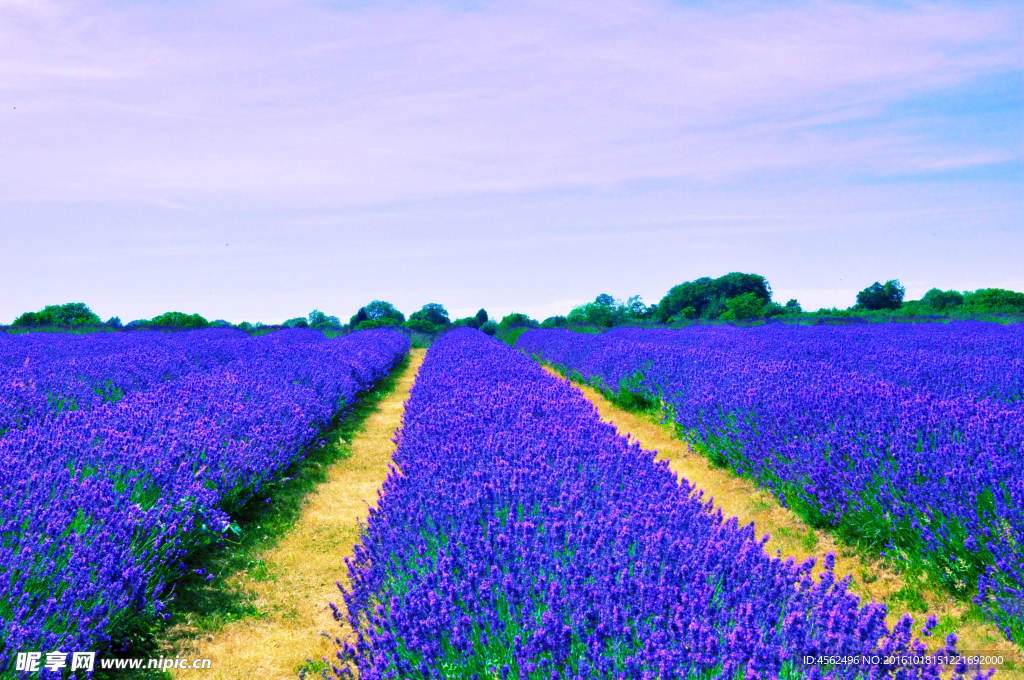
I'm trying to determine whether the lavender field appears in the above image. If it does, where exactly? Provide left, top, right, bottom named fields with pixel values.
left=334, top=328, right=977, bottom=679
left=516, top=323, right=1024, bottom=644
left=0, top=328, right=409, bottom=671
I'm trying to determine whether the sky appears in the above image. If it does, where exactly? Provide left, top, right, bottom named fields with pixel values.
left=1, top=0, right=1021, bottom=324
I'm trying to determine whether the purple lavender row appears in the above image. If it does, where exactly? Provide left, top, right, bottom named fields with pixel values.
left=515, top=325, right=1024, bottom=643
left=0, top=328, right=409, bottom=674
left=335, top=328, right=974, bottom=679
left=518, top=323, right=1024, bottom=404
left=0, top=329, right=253, bottom=435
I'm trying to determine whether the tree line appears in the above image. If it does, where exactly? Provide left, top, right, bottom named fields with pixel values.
left=8, top=274, right=1024, bottom=333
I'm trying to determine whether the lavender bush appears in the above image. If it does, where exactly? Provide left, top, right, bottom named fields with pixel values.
left=335, top=328, right=978, bottom=679
left=0, top=329, right=252, bottom=435
left=0, top=328, right=409, bottom=673
left=516, top=324, right=1024, bottom=643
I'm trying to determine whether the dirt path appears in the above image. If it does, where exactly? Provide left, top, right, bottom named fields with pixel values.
left=545, top=366, right=1021, bottom=672
left=169, top=349, right=426, bottom=680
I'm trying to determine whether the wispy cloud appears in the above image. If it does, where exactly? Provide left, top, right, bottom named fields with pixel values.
left=1, top=0, right=1019, bottom=205
left=0, top=0, right=1020, bottom=321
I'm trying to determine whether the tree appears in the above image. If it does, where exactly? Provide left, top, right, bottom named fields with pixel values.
left=784, top=299, right=802, bottom=315
left=307, top=310, right=341, bottom=330
left=498, top=313, right=538, bottom=329
left=210, top=319, right=233, bottom=328
left=657, top=273, right=772, bottom=322
left=568, top=299, right=616, bottom=327
left=625, top=295, right=653, bottom=320
left=565, top=294, right=652, bottom=328
left=855, top=280, right=904, bottom=311
left=453, top=309, right=489, bottom=329
left=479, top=320, right=498, bottom=336
left=13, top=302, right=102, bottom=327
left=719, top=292, right=765, bottom=320
left=921, top=288, right=964, bottom=312
left=150, top=312, right=209, bottom=328
left=409, top=303, right=450, bottom=327
left=364, top=300, right=405, bottom=324
left=962, top=288, right=1024, bottom=313
left=283, top=317, right=309, bottom=328
left=105, top=316, right=123, bottom=328
left=348, top=308, right=368, bottom=327
left=541, top=316, right=568, bottom=328
left=308, top=310, right=328, bottom=328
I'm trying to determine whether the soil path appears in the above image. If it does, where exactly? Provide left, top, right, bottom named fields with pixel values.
left=545, top=366, right=1021, bottom=673
left=170, top=349, right=426, bottom=680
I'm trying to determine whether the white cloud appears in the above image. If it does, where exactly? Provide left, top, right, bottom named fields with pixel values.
left=0, top=0, right=1019, bottom=206
left=0, top=0, right=1020, bottom=321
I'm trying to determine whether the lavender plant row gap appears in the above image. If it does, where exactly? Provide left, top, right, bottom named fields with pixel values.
left=515, top=325, right=1024, bottom=644
left=336, top=328, right=978, bottom=679
left=0, top=328, right=409, bottom=674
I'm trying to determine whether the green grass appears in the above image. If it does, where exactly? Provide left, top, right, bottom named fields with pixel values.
left=892, top=585, right=929, bottom=614
left=496, top=325, right=534, bottom=346
left=88, top=351, right=411, bottom=679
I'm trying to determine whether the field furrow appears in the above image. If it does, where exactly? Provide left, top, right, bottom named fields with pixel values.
left=165, top=349, right=426, bottom=680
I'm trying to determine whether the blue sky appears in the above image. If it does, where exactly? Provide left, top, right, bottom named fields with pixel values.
left=1, top=0, right=1021, bottom=323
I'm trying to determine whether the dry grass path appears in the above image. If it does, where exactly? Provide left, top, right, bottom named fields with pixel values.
left=168, top=349, right=425, bottom=680
left=545, top=366, right=1021, bottom=676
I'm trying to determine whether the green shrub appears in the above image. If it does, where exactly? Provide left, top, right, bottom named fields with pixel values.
left=479, top=320, right=498, bottom=336
left=497, top=325, right=532, bottom=346
left=283, top=317, right=309, bottom=328
left=719, top=292, right=765, bottom=320
left=666, top=307, right=697, bottom=324
left=963, top=288, right=1024, bottom=314
left=898, top=300, right=936, bottom=316
left=404, top=317, right=438, bottom=334
left=540, top=316, right=568, bottom=328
